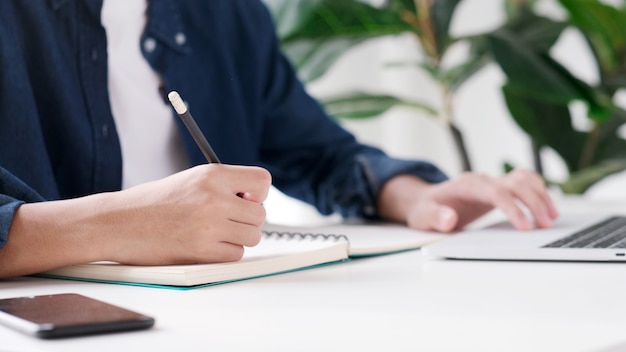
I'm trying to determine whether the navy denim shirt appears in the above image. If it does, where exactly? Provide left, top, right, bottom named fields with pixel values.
left=0, top=0, right=447, bottom=248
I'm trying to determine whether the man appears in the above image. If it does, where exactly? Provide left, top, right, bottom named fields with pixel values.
left=0, top=0, right=558, bottom=278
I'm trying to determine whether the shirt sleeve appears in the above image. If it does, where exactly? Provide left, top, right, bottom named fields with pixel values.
left=0, top=166, right=45, bottom=249
left=253, top=1, right=448, bottom=219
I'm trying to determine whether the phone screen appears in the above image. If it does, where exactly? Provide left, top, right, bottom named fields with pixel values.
left=0, top=293, right=155, bottom=338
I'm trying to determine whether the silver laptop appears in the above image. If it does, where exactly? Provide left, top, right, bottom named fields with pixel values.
left=422, top=212, right=626, bottom=262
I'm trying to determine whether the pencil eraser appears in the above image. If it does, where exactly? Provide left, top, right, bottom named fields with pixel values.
left=168, top=91, right=187, bottom=114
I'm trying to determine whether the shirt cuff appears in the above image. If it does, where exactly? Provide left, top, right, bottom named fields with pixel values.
left=0, top=197, right=25, bottom=249
left=355, top=153, right=448, bottom=218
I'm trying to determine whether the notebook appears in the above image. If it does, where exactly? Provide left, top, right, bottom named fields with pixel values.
left=422, top=212, right=626, bottom=262
left=263, top=220, right=446, bottom=257
left=39, top=222, right=445, bottom=289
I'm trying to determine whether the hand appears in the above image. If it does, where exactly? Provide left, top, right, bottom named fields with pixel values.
left=377, top=169, right=559, bottom=232
left=1, top=164, right=272, bottom=277
left=106, top=164, right=272, bottom=265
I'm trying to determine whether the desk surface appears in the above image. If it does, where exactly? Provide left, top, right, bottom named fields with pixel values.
left=3, top=198, right=626, bottom=352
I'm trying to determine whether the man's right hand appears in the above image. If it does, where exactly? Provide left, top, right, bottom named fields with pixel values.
left=106, top=164, right=272, bottom=265
left=0, top=164, right=272, bottom=278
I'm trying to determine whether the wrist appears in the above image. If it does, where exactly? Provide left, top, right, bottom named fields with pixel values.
left=376, top=175, right=432, bottom=224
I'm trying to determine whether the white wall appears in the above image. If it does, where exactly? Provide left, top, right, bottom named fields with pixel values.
left=265, top=0, right=626, bottom=225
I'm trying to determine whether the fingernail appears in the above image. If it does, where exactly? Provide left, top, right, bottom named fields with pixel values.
left=538, top=213, right=552, bottom=227
left=438, top=208, right=455, bottom=230
left=548, top=203, right=559, bottom=218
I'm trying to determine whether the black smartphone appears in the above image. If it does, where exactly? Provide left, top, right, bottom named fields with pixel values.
left=0, top=293, right=155, bottom=339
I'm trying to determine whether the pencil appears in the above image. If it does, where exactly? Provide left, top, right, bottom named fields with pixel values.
left=167, top=91, right=221, bottom=163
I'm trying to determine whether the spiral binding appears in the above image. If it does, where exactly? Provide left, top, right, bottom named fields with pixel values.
left=262, top=230, right=349, bottom=244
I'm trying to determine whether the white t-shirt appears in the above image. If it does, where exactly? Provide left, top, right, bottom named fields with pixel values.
left=101, top=0, right=189, bottom=189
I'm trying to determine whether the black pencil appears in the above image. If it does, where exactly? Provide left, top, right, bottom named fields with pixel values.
left=167, top=91, right=221, bottom=163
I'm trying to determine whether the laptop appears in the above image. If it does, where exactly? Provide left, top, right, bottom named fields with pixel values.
left=422, top=212, right=626, bottom=262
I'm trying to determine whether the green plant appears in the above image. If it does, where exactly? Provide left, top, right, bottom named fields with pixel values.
left=265, top=0, right=480, bottom=171
left=265, top=0, right=626, bottom=193
left=488, top=0, right=626, bottom=193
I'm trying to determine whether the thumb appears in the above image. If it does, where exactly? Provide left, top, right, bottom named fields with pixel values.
left=408, top=202, right=458, bottom=233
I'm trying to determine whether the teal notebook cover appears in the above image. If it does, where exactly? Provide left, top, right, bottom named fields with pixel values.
left=34, top=259, right=350, bottom=291
left=36, top=230, right=351, bottom=290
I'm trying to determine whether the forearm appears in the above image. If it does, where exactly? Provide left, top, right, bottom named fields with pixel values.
left=0, top=193, right=117, bottom=278
left=0, top=164, right=272, bottom=278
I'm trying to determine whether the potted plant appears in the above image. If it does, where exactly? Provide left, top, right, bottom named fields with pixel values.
left=265, top=0, right=626, bottom=193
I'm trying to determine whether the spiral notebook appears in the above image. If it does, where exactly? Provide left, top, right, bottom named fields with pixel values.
left=263, top=221, right=446, bottom=257
left=38, top=222, right=444, bottom=290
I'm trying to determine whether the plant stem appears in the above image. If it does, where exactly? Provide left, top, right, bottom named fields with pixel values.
left=578, top=122, right=602, bottom=170
left=412, top=0, right=470, bottom=171
left=449, top=123, right=472, bottom=172
left=531, top=140, right=544, bottom=175
left=414, top=0, right=440, bottom=65
left=441, top=84, right=472, bottom=172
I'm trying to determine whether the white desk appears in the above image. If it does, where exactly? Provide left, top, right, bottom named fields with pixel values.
left=3, top=198, right=626, bottom=352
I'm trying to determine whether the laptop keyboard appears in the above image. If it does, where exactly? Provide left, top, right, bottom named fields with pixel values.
left=543, top=216, right=626, bottom=248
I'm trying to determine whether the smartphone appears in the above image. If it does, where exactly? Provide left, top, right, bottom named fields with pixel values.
left=0, top=293, right=155, bottom=339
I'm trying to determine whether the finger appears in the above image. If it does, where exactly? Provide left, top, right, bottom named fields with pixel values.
left=507, top=183, right=553, bottom=228
left=166, top=235, right=247, bottom=264
left=511, top=169, right=559, bottom=220
left=505, top=170, right=558, bottom=227
left=191, top=164, right=271, bottom=203
left=532, top=180, right=560, bottom=220
left=219, top=165, right=272, bottom=203
left=220, top=222, right=263, bottom=247
left=488, top=185, right=533, bottom=230
left=179, top=220, right=261, bottom=262
left=226, top=199, right=267, bottom=227
left=206, top=242, right=246, bottom=262
left=548, top=201, right=560, bottom=219
left=239, top=192, right=261, bottom=203
left=407, top=201, right=459, bottom=233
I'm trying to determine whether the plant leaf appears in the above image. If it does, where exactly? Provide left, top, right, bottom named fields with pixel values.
left=593, top=109, right=626, bottom=163
left=559, top=0, right=626, bottom=75
left=278, top=0, right=412, bottom=43
left=502, top=161, right=515, bottom=174
left=488, top=28, right=580, bottom=105
left=506, top=13, right=567, bottom=53
left=604, top=73, right=626, bottom=91
left=282, top=37, right=369, bottom=83
left=560, top=159, right=626, bottom=194
left=502, top=83, right=586, bottom=172
left=263, top=0, right=323, bottom=40
left=504, top=0, right=538, bottom=20
left=430, top=0, right=462, bottom=54
left=448, top=13, right=565, bottom=93
left=488, top=22, right=615, bottom=121
left=446, top=37, right=491, bottom=91
left=321, top=93, right=437, bottom=119
left=539, top=54, right=615, bottom=121
left=267, top=0, right=415, bottom=83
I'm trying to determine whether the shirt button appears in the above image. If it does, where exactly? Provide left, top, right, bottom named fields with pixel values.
left=364, top=206, right=375, bottom=216
left=175, top=32, right=186, bottom=46
left=101, top=124, right=109, bottom=138
left=91, top=48, right=98, bottom=62
left=144, top=37, right=157, bottom=53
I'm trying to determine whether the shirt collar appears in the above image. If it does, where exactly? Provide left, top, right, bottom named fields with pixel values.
left=144, top=0, right=191, bottom=54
